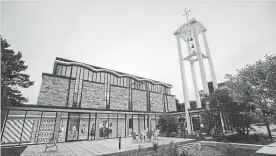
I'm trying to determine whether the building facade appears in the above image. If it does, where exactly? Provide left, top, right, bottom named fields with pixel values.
left=1, top=57, right=177, bottom=146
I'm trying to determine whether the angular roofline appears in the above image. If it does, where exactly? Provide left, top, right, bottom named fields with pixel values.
left=55, top=57, right=172, bottom=87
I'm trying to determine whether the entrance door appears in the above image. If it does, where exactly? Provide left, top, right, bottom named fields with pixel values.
left=66, top=113, right=79, bottom=141
left=66, top=113, right=90, bottom=142
left=78, top=114, right=89, bottom=140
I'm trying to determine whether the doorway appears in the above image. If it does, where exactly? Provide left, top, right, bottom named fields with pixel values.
left=66, top=113, right=89, bottom=142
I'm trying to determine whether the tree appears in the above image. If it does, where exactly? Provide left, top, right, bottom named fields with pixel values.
left=225, top=54, right=276, bottom=140
left=158, top=115, right=178, bottom=136
left=1, top=38, right=34, bottom=108
left=204, top=89, right=256, bottom=138
left=176, top=98, right=185, bottom=112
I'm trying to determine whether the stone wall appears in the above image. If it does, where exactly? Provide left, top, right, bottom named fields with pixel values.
left=110, top=86, right=129, bottom=110
left=167, top=95, right=177, bottom=112
left=81, top=81, right=106, bottom=109
left=37, top=74, right=69, bottom=106
left=132, top=90, right=147, bottom=111
left=150, top=92, right=163, bottom=112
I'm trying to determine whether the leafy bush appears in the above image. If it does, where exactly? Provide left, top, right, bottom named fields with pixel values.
left=158, top=115, right=179, bottom=136
left=152, top=142, right=158, bottom=151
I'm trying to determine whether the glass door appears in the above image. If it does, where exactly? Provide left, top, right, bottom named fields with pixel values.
left=78, top=114, right=89, bottom=140
left=66, top=113, right=80, bottom=141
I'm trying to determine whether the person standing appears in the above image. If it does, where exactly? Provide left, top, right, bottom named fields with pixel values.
left=72, top=123, right=77, bottom=140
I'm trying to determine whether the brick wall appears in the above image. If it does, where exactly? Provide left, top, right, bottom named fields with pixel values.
left=81, top=81, right=106, bottom=109
left=167, top=95, right=176, bottom=112
left=37, top=74, right=69, bottom=106
left=150, top=92, right=163, bottom=112
left=110, top=86, right=129, bottom=110
left=132, top=90, right=147, bottom=111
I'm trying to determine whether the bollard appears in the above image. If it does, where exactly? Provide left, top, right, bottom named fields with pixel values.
left=119, top=135, right=121, bottom=150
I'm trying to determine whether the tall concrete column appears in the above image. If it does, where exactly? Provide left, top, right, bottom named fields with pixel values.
left=190, top=62, right=202, bottom=108
left=202, top=31, right=218, bottom=90
left=186, top=40, right=202, bottom=108
left=220, top=112, right=226, bottom=133
left=176, top=34, right=192, bottom=134
left=191, top=24, right=209, bottom=95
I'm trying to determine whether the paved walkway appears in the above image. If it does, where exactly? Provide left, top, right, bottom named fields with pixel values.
left=256, top=141, right=276, bottom=155
left=20, top=137, right=194, bottom=156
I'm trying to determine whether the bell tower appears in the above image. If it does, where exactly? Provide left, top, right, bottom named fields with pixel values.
left=174, top=18, right=218, bottom=134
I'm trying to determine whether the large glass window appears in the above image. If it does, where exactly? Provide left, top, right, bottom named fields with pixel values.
left=83, top=69, right=89, bottom=80
left=108, top=114, right=117, bottom=138
left=66, top=113, right=79, bottom=141
left=58, top=112, right=68, bottom=142
left=88, top=113, right=96, bottom=140
left=149, top=115, right=156, bottom=131
left=71, top=66, right=77, bottom=78
left=98, top=114, right=109, bottom=139
left=56, top=65, right=62, bottom=75
left=132, top=115, right=139, bottom=134
left=21, top=111, right=42, bottom=145
left=126, top=114, right=132, bottom=137
left=118, top=114, right=125, bottom=137
left=78, top=114, right=89, bottom=140
left=88, top=71, right=93, bottom=81
left=1, top=110, right=26, bottom=145
left=37, top=112, right=57, bottom=143
left=66, top=66, right=71, bottom=77
left=61, top=66, right=66, bottom=76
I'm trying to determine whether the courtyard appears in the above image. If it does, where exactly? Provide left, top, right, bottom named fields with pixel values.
left=17, top=137, right=194, bottom=156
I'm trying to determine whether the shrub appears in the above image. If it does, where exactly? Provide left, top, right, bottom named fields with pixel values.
left=152, top=142, right=158, bottom=151
left=158, top=115, right=178, bottom=136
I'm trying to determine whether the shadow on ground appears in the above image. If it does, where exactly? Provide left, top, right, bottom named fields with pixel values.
left=1, top=146, right=27, bottom=156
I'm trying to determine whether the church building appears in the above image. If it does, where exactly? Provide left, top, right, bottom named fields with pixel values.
left=1, top=57, right=177, bottom=145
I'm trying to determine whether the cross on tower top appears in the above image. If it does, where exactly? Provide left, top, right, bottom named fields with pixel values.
left=183, top=8, right=191, bottom=22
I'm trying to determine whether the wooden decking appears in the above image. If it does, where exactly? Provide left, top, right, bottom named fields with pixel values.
left=20, top=137, right=194, bottom=156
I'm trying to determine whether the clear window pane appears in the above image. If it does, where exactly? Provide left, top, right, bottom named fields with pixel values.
left=1, top=111, right=26, bottom=145
left=58, top=112, right=68, bottom=142
left=98, top=114, right=109, bottom=139
left=66, top=66, right=72, bottom=77
left=71, top=66, right=77, bottom=78
left=89, top=113, right=96, bottom=140
left=78, top=114, right=89, bottom=140
left=56, top=65, right=62, bottom=75
left=37, top=112, right=57, bottom=143
left=109, top=114, right=117, bottom=138
left=118, top=114, right=125, bottom=137
left=61, top=66, right=67, bottom=76
left=88, top=71, right=93, bottom=81
left=83, top=69, right=88, bottom=80
left=20, top=111, right=42, bottom=145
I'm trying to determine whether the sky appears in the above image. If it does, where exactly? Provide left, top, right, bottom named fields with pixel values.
left=1, top=1, right=276, bottom=104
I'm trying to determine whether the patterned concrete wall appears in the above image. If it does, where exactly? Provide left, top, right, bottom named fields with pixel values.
left=36, top=120, right=55, bottom=143
left=110, top=86, right=129, bottom=110
left=37, top=75, right=69, bottom=106
left=150, top=92, right=163, bottom=112
left=81, top=81, right=106, bottom=109
left=132, top=90, right=147, bottom=111
left=167, top=95, right=177, bottom=112
left=67, top=80, right=75, bottom=107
